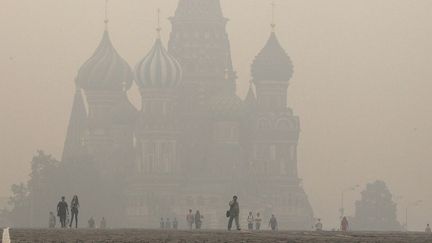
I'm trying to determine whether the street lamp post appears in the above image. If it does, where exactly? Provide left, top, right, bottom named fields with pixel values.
left=405, top=200, right=422, bottom=232
left=340, top=185, right=360, bottom=220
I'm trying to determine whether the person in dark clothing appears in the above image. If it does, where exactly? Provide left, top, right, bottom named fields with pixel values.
left=88, top=217, right=95, bottom=228
left=160, top=217, right=165, bottom=229
left=269, top=214, right=278, bottom=231
left=166, top=218, right=172, bottom=229
left=173, top=218, right=178, bottom=230
left=228, top=195, right=240, bottom=231
left=57, top=196, right=69, bottom=228
left=100, top=217, right=107, bottom=229
left=195, top=210, right=203, bottom=229
left=69, top=195, right=79, bottom=228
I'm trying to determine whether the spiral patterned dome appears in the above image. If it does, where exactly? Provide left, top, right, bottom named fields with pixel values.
left=77, top=31, right=133, bottom=91
left=251, top=32, right=293, bottom=82
left=135, top=39, right=182, bottom=89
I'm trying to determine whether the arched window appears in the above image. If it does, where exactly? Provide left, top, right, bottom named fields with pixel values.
left=258, top=119, right=271, bottom=129
left=277, top=119, right=294, bottom=129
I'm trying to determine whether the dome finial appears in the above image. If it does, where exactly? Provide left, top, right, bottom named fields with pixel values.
left=104, top=0, right=109, bottom=30
left=156, top=8, right=162, bottom=39
left=271, top=1, right=276, bottom=32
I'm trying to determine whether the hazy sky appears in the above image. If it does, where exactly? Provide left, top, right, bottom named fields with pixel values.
left=1, top=0, right=432, bottom=230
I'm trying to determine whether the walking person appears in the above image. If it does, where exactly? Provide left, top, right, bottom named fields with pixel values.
left=160, top=217, right=165, bottom=229
left=49, top=211, right=56, bottom=228
left=426, top=224, right=431, bottom=233
left=195, top=210, right=203, bottom=229
left=315, top=218, right=323, bottom=231
left=69, top=195, right=79, bottom=228
left=227, top=195, right=241, bottom=231
left=186, top=209, right=194, bottom=230
left=166, top=218, right=172, bottom=229
left=341, top=217, right=349, bottom=232
left=88, top=217, right=95, bottom=228
left=57, top=196, right=69, bottom=228
left=173, top=218, right=178, bottom=230
left=100, top=217, right=107, bottom=229
left=269, top=214, right=278, bottom=231
left=255, top=212, right=262, bottom=230
left=247, top=211, right=254, bottom=230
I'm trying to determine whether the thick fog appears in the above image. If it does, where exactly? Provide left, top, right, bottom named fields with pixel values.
left=1, top=0, right=432, bottom=230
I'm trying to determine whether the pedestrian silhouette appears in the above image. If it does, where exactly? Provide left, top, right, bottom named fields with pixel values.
left=57, top=196, right=69, bottom=228
left=100, top=217, right=107, bottom=229
left=227, top=195, right=240, bottom=231
left=69, top=195, right=79, bottom=228
left=269, top=214, right=278, bottom=231
left=166, top=218, right=172, bottom=229
left=173, top=218, right=178, bottom=230
left=426, top=224, right=431, bottom=233
left=315, top=218, right=323, bottom=231
left=186, top=209, right=194, bottom=230
left=49, top=211, right=56, bottom=228
left=88, top=217, right=95, bottom=228
left=255, top=212, right=262, bottom=230
left=195, top=210, right=203, bottom=229
left=341, top=217, right=349, bottom=232
left=247, top=211, right=254, bottom=230
left=160, top=217, right=165, bottom=229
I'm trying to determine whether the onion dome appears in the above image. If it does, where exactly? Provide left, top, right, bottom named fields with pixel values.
left=77, top=30, right=133, bottom=91
left=135, top=39, right=182, bottom=89
left=251, top=32, right=293, bottom=82
left=110, top=95, right=138, bottom=125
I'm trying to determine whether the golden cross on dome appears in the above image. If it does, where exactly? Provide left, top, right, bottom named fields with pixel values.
left=271, top=1, right=276, bottom=31
left=104, top=0, right=109, bottom=29
left=156, top=8, right=162, bottom=38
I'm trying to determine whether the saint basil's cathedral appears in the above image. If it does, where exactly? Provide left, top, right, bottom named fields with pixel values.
left=62, top=0, right=314, bottom=229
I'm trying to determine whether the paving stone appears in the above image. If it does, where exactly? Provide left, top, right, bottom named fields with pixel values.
left=7, top=229, right=432, bottom=243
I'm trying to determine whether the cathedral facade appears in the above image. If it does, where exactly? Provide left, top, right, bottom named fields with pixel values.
left=62, top=0, right=314, bottom=229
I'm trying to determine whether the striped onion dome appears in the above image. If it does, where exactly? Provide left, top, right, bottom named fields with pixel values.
left=135, top=39, right=182, bottom=89
left=77, top=30, right=133, bottom=91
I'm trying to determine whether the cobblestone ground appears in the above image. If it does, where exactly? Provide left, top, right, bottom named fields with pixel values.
left=7, top=229, right=432, bottom=243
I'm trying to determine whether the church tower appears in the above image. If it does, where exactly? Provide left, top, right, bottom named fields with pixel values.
left=127, top=15, right=183, bottom=227
left=168, top=0, right=236, bottom=106
left=75, top=23, right=134, bottom=172
left=247, top=11, right=314, bottom=229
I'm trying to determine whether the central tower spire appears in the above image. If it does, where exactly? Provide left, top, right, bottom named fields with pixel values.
left=168, top=0, right=236, bottom=107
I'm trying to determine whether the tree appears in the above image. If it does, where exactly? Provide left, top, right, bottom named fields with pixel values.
left=0, top=150, right=61, bottom=227
left=351, top=180, right=401, bottom=231
left=0, top=183, right=30, bottom=227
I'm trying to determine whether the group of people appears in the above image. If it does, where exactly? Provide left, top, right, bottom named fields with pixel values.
left=227, top=195, right=279, bottom=231
left=52, top=195, right=79, bottom=228
left=160, top=217, right=178, bottom=230
left=246, top=211, right=262, bottom=230
left=186, top=209, right=204, bottom=230
left=49, top=195, right=107, bottom=229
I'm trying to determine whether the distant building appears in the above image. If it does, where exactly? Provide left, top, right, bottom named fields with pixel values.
left=62, top=0, right=314, bottom=229
left=350, top=181, right=401, bottom=231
